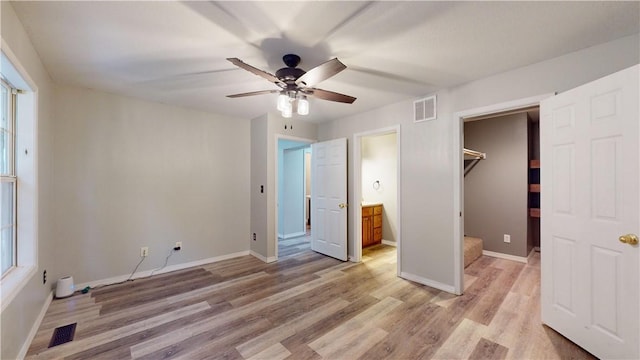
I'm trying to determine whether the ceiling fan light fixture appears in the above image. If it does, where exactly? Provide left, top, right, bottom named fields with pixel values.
left=297, top=95, right=309, bottom=116
left=277, top=93, right=288, bottom=111
left=282, top=101, right=293, bottom=118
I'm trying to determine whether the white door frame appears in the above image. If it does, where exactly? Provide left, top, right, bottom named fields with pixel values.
left=452, top=94, right=553, bottom=294
left=274, top=134, right=315, bottom=260
left=353, top=125, right=401, bottom=273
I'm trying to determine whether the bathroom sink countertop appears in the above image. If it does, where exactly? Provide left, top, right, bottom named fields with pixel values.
left=361, top=202, right=383, bottom=207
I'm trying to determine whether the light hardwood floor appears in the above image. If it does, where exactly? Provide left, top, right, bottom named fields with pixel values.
left=27, top=238, right=595, bottom=359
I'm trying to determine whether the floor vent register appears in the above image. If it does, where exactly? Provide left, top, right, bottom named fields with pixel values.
left=48, top=323, right=77, bottom=348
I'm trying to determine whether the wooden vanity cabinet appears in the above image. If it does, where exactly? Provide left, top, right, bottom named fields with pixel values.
left=362, top=204, right=383, bottom=247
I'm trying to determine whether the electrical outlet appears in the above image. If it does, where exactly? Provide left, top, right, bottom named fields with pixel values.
left=175, top=241, right=182, bottom=250
left=43, top=269, right=47, bottom=284
left=504, top=234, right=511, bottom=243
left=252, top=233, right=256, bottom=241
left=141, top=247, right=149, bottom=257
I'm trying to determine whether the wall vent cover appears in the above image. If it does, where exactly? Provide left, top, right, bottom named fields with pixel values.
left=414, top=95, right=437, bottom=122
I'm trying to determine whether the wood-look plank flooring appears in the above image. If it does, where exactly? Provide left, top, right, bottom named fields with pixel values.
left=27, top=237, right=595, bottom=359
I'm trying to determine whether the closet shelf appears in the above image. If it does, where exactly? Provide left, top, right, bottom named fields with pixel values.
left=529, top=159, right=540, bottom=217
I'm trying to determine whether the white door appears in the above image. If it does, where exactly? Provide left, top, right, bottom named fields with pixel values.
left=541, top=65, right=639, bottom=359
left=311, top=138, right=348, bottom=261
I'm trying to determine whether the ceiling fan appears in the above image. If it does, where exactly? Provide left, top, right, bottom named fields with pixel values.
left=226, top=54, right=356, bottom=117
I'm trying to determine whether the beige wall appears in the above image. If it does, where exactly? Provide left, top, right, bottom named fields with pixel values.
left=319, top=91, right=456, bottom=286
left=362, top=133, right=398, bottom=243
left=464, top=113, right=529, bottom=257
left=250, top=115, right=269, bottom=257
left=1, top=3, right=56, bottom=359
left=52, top=85, right=251, bottom=284
left=250, top=114, right=317, bottom=261
left=319, top=33, right=639, bottom=289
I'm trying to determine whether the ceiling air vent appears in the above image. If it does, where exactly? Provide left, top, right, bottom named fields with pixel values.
left=414, top=95, right=437, bottom=123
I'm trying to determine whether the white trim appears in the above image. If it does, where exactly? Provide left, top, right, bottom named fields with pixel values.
left=352, top=125, right=401, bottom=276
left=1, top=40, right=39, bottom=91
left=251, top=250, right=277, bottom=263
left=18, top=291, right=53, bottom=359
left=455, top=94, right=553, bottom=119
left=0, top=265, right=37, bottom=312
left=400, top=271, right=456, bottom=293
left=452, top=93, right=554, bottom=295
left=75, top=251, right=250, bottom=290
left=381, top=239, right=397, bottom=247
left=482, top=250, right=528, bottom=264
left=396, top=126, right=402, bottom=276
left=0, top=42, right=40, bottom=313
left=354, top=137, right=362, bottom=263
left=453, top=114, right=463, bottom=295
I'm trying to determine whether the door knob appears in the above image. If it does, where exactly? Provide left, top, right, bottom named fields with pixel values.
left=619, top=234, right=639, bottom=245
left=338, top=203, right=347, bottom=209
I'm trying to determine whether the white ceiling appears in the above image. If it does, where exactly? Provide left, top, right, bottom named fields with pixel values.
left=10, top=1, right=640, bottom=123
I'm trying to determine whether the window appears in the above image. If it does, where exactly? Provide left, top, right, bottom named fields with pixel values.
left=1, top=79, right=16, bottom=277
left=1, top=48, right=37, bottom=309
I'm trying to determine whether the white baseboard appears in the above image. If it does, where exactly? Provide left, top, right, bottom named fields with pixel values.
left=482, top=250, right=528, bottom=264
left=400, top=272, right=456, bottom=294
left=250, top=251, right=277, bottom=263
left=18, top=290, right=53, bottom=359
left=75, top=250, right=250, bottom=290
left=381, top=239, right=397, bottom=247
left=282, top=231, right=306, bottom=240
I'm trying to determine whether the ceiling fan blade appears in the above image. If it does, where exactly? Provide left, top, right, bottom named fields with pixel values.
left=226, top=89, right=280, bottom=98
left=227, top=58, right=284, bottom=87
left=295, top=58, right=346, bottom=87
left=306, top=88, right=356, bottom=104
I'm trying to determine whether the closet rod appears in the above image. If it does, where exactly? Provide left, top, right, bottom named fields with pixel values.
left=463, top=148, right=486, bottom=159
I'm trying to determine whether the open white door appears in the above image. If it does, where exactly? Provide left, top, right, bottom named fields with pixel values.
left=311, top=138, right=348, bottom=261
left=541, top=65, right=639, bottom=359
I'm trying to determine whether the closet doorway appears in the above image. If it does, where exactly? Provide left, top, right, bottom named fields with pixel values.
left=453, top=94, right=550, bottom=294
left=353, top=125, right=401, bottom=272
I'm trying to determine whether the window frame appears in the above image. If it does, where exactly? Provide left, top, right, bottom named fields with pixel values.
left=1, top=78, right=17, bottom=278
left=1, top=44, right=39, bottom=313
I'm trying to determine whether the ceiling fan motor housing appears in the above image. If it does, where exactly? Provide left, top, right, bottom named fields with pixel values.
left=276, top=67, right=305, bottom=82
left=282, top=54, right=301, bottom=68
left=276, top=54, right=306, bottom=82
